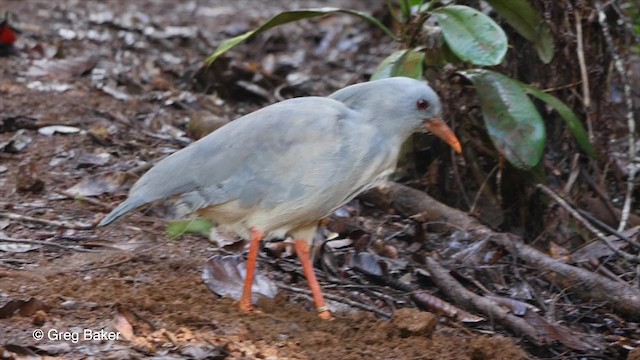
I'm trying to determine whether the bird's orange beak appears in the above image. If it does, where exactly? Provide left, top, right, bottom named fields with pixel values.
left=424, top=118, right=462, bottom=153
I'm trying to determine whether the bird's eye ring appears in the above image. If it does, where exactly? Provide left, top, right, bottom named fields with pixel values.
left=416, top=99, right=430, bottom=110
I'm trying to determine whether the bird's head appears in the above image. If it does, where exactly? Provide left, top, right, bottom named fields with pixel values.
left=330, top=77, right=461, bottom=153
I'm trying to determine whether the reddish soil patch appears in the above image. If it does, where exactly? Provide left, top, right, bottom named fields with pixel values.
left=0, top=241, right=526, bottom=359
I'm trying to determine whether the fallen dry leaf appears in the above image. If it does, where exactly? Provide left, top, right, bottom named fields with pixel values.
left=0, top=297, right=49, bottom=319
left=67, top=172, right=133, bottom=197
left=24, top=56, right=98, bottom=80
left=113, top=312, right=135, bottom=341
left=202, top=255, right=278, bottom=303
left=38, top=125, right=81, bottom=136
left=15, top=160, right=45, bottom=193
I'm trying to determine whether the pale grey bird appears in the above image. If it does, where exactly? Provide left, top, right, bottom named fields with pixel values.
left=98, top=77, right=461, bottom=319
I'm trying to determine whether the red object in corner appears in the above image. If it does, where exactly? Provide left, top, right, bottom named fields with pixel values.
left=0, top=20, right=17, bottom=46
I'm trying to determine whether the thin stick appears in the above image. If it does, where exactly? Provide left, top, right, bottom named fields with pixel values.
left=0, top=236, right=97, bottom=252
left=80, top=239, right=172, bottom=271
left=469, top=164, right=498, bottom=214
left=56, top=190, right=112, bottom=209
left=0, top=211, right=94, bottom=230
left=595, top=1, right=638, bottom=232
left=574, top=10, right=593, bottom=140
left=576, top=209, right=640, bottom=250
left=424, top=256, right=544, bottom=345
left=536, top=184, right=637, bottom=262
left=277, top=283, right=392, bottom=318
left=80, top=254, right=136, bottom=271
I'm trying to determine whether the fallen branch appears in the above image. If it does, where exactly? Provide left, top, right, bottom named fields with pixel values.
left=365, top=181, right=640, bottom=321
left=424, top=256, right=545, bottom=345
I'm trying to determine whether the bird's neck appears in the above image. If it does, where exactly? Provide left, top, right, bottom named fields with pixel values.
left=365, top=111, right=419, bottom=146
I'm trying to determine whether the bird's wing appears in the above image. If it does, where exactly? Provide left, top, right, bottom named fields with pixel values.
left=181, top=96, right=396, bottom=215
left=100, top=96, right=395, bottom=226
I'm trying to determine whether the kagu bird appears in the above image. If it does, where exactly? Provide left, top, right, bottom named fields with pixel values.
left=99, top=77, right=462, bottom=320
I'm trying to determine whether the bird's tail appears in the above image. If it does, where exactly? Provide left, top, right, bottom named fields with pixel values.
left=98, top=197, right=146, bottom=226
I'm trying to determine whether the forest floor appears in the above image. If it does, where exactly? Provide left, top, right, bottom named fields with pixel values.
left=0, top=1, right=637, bottom=359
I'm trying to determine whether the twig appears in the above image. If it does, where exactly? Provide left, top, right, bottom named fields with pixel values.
left=536, top=183, right=637, bottom=261
left=469, top=164, right=498, bottom=214
left=0, top=236, right=97, bottom=253
left=574, top=10, right=593, bottom=140
left=539, top=80, right=584, bottom=92
left=424, top=256, right=545, bottom=345
left=576, top=209, right=640, bottom=250
left=0, top=261, right=23, bottom=270
left=580, top=171, right=620, bottom=224
left=56, top=190, right=112, bottom=209
left=80, top=254, right=136, bottom=271
left=595, top=1, right=639, bottom=232
left=80, top=239, right=172, bottom=271
left=0, top=211, right=94, bottom=230
left=277, top=283, right=392, bottom=318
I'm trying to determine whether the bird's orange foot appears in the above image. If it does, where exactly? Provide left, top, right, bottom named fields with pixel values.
left=238, top=298, right=254, bottom=313
left=317, top=307, right=334, bottom=320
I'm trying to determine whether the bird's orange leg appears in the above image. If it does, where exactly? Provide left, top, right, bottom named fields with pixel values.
left=294, top=239, right=333, bottom=320
left=239, top=227, right=264, bottom=313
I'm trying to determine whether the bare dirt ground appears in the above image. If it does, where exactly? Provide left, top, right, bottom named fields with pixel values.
left=0, top=1, right=529, bottom=359
left=1, top=1, right=636, bottom=359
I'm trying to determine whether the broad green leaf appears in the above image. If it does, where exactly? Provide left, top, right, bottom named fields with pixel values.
left=459, top=69, right=546, bottom=169
left=433, top=5, right=507, bottom=66
left=519, top=83, right=596, bottom=158
left=420, top=26, right=463, bottom=66
left=484, top=0, right=555, bottom=63
left=166, top=218, right=214, bottom=239
left=371, top=48, right=425, bottom=80
left=206, top=8, right=397, bottom=65
left=484, top=0, right=537, bottom=41
left=534, top=26, right=554, bottom=64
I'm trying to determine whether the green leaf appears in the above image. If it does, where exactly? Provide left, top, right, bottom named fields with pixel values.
left=534, top=26, right=554, bottom=64
left=398, top=0, right=411, bottom=20
left=206, top=8, right=397, bottom=65
left=398, top=0, right=427, bottom=18
left=433, top=5, right=507, bottom=66
left=371, top=48, right=425, bottom=80
left=166, top=218, right=214, bottom=239
left=408, top=0, right=427, bottom=14
left=484, top=0, right=555, bottom=63
left=459, top=69, right=546, bottom=169
left=519, top=83, right=596, bottom=158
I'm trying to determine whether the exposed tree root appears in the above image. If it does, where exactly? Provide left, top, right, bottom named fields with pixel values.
left=364, top=181, right=640, bottom=321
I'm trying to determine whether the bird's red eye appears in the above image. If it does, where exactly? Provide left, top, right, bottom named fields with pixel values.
left=416, top=99, right=429, bottom=110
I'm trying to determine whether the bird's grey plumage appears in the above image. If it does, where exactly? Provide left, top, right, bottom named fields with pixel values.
left=99, top=77, right=443, bottom=238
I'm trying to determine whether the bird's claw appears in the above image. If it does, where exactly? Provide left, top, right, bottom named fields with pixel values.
left=238, top=299, right=253, bottom=313
left=317, top=306, right=334, bottom=320
left=318, top=310, right=334, bottom=320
